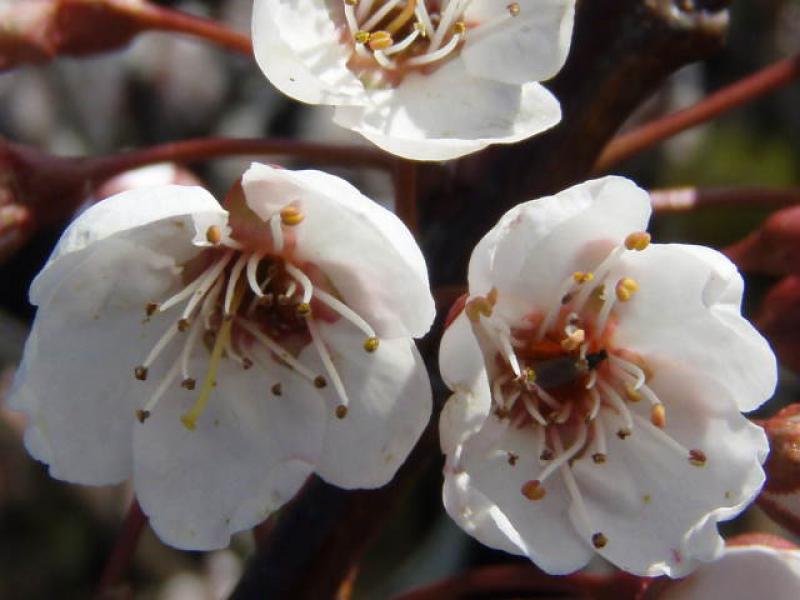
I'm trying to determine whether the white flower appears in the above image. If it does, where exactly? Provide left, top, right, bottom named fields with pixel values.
left=8, top=162, right=434, bottom=550
left=439, top=176, right=776, bottom=577
left=657, top=538, right=800, bottom=600
left=252, top=0, right=575, bottom=160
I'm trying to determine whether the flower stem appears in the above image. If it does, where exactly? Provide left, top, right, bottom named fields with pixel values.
left=650, top=187, right=800, bottom=213
left=96, top=499, right=147, bottom=596
left=593, top=52, right=800, bottom=173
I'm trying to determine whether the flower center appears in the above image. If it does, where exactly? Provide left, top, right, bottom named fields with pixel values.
left=466, top=231, right=708, bottom=551
left=340, top=0, right=520, bottom=83
left=132, top=207, right=380, bottom=430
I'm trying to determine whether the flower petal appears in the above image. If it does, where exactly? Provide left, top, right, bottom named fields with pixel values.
left=463, top=0, right=575, bottom=85
left=252, top=0, right=364, bottom=106
left=301, top=319, right=431, bottom=489
left=332, top=60, right=561, bottom=161
left=242, top=163, right=435, bottom=338
left=133, top=355, right=325, bottom=550
left=438, top=311, right=489, bottom=402
left=613, top=244, right=777, bottom=413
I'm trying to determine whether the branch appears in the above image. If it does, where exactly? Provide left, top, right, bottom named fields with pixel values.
left=95, top=499, right=147, bottom=599
left=650, top=186, right=800, bottom=212
left=594, top=52, right=800, bottom=173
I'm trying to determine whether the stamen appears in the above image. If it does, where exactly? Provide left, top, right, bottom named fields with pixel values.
left=206, top=225, right=222, bottom=245
left=561, top=327, right=585, bottom=351
left=178, top=252, right=235, bottom=323
left=368, top=31, right=394, bottom=51
left=344, top=2, right=360, bottom=35
left=592, top=416, right=607, bottom=463
left=139, top=324, right=179, bottom=373
left=237, top=319, right=320, bottom=383
left=521, top=479, right=546, bottom=501
left=224, top=253, right=249, bottom=318
left=596, top=380, right=633, bottom=430
left=631, top=412, right=690, bottom=456
left=522, top=394, right=547, bottom=426
left=384, top=28, right=421, bottom=55
left=609, top=354, right=646, bottom=390
left=284, top=263, right=314, bottom=305
left=615, top=277, right=639, bottom=302
left=373, top=49, right=397, bottom=69
left=570, top=247, right=626, bottom=312
left=362, top=0, right=403, bottom=32
left=356, top=0, right=375, bottom=21
left=157, top=253, right=227, bottom=314
left=179, top=317, right=203, bottom=387
left=429, top=0, right=465, bottom=50
left=246, top=253, right=266, bottom=298
left=533, top=383, right=562, bottom=411
left=625, top=231, right=651, bottom=251
left=201, top=278, right=224, bottom=331
left=414, top=2, right=434, bottom=36
left=537, top=424, right=588, bottom=484
left=306, top=316, right=351, bottom=417
left=386, top=0, right=416, bottom=34
left=406, top=31, right=463, bottom=67
left=651, top=403, right=666, bottom=428
left=594, top=278, right=617, bottom=335
left=554, top=401, right=572, bottom=424
left=587, top=387, right=601, bottom=421
left=537, top=272, right=578, bottom=340
left=136, top=359, right=182, bottom=423
left=507, top=2, right=520, bottom=16
left=689, top=449, right=707, bottom=467
left=270, top=214, right=284, bottom=253
left=312, top=288, right=378, bottom=339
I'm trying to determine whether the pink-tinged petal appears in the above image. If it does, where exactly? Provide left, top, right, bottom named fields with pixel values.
left=301, top=319, right=431, bottom=489
left=614, top=244, right=777, bottom=413
left=463, top=0, right=575, bottom=85
left=252, top=0, right=364, bottom=106
left=133, top=355, right=325, bottom=550
left=242, top=163, right=435, bottom=338
left=458, top=417, right=595, bottom=574
left=332, top=60, right=561, bottom=161
left=438, top=311, right=489, bottom=401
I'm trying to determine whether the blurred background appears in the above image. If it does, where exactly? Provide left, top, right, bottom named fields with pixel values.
left=0, top=0, right=799, bottom=597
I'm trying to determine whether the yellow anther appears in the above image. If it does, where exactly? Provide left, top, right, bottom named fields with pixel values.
left=364, top=336, right=380, bottom=352
left=592, top=532, right=608, bottom=549
left=335, top=405, right=349, bottom=419
left=650, top=403, right=666, bottom=428
left=206, top=225, right=222, bottom=245
left=345, top=0, right=358, bottom=5
left=465, top=296, right=493, bottom=322
left=507, top=2, right=520, bottom=16
left=625, top=386, right=642, bottom=402
left=280, top=205, right=305, bottom=226
left=624, top=231, right=651, bottom=251
left=413, top=21, right=427, bottom=36
left=615, top=277, right=639, bottom=302
left=487, top=287, right=499, bottom=306
left=561, top=328, right=585, bottom=351
left=354, top=30, right=370, bottom=44
left=453, top=21, right=466, bottom=34
left=522, top=367, right=536, bottom=384
left=521, top=480, right=546, bottom=501
left=573, top=271, right=594, bottom=284
left=368, top=31, right=394, bottom=50
left=689, top=449, right=707, bottom=467
left=296, top=302, right=312, bottom=316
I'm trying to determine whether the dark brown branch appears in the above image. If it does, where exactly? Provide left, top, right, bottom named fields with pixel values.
left=95, top=499, right=147, bottom=599
left=650, top=186, right=800, bottom=212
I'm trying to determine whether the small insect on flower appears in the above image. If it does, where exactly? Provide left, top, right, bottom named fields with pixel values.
left=252, top=0, right=576, bottom=160
left=9, top=163, right=434, bottom=550
left=439, top=176, right=776, bottom=577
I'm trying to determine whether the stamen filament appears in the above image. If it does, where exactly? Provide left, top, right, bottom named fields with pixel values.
left=270, top=214, right=284, bottom=253
left=555, top=431, right=604, bottom=549
left=362, top=0, right=403, bottom=32
left=179, top=252, right=235, bottom=323
left=414, top=2, right=434, bottom=36
left=237, top=319, right=319, bottom=383
left=306, top=316, right=351, bottom=414
left=587, top=387, right=602, bottom=421
left=284, top=263, right=314, bottom=304
left=180, top=317, right=203, bottom=383
left=571, top=246, right=625, bottom=312
left=224, top=253, right=249, bottom=317
left=312, top=288, right=377, bottom=338
left=597, top=380, right=633, bottom=430
left=138, top=358, right=182, bottom=422
left=406, top=32, right=463, bottom=67
left=141, top=322, right=179, bottom=369
left=384, top=28, right=421, bottom=55
left=344, top=3, right=360, bottom=34
left=246, top=252, right=266, bottom=297
left=522, top=394, right=547, bottom=426
left=386, top=0, right=417, bottom=34
left=538, top=424, right=587, bottom=483
left=373, top=50, right=396, bottom=69
left=609, top=354, right=646, bottom=389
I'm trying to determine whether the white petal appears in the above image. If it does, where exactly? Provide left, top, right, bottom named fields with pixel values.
left=438, top=311, right=489, bottom=398
left=300, top=319, right=431, bottom=489
left=660, top=545, right=800, bottom=600
left=31, top=185, right=228, bottom=305
left=457, top=416, right=594, bottom=573
left=9, top=228, right=203, bottom=484
left=472, top=176, right=651, bottom=315
left=133, top=356, right=325, bottom=550
left=242, top=163, right=435, bottom=338
left=332, top=60, right=561, bottom=161
left=613, top=244, right=777, bottom=413
left=252, top=0, right=364, bottom=106
left=571, top=361, right=768, bottom=577
left=463, top=0, right=576, bottom=85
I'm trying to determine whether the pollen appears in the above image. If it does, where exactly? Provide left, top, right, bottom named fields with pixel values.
left=615, top=277, right=639, bottom=302
left=363, top=336, right=380, bottom=352
left=521, top=480, right=546, bottom=501
left=689, top=449, right=707, bottom=467
left=651, top=403, right=666, bottom=428
left=561, top=328, right=585, bottom=351
left=280, top=206, right=304, bottom=226
left=354, top=30, right=370, bottom=44
left=453, top=21, right=466, bottom=35
left=624, top=231, right=651, bottom=251
left=523, top=367, right=537, bottom=384
left=296, top=302, right=312, bottom=316
left=368, top=31, right=394, bottom=50
left=573, top=271, right=594, bottom=284
left=335, top=404, right=349, bottom=419
left=592, top=453, right=607, bottom=464
left=134, top=366, right=148, bottom=381
left=135, top=409, right=150, bottom=423
left=592, top=532, right=608, bottom=548
left=625, top=386, right=642, bottom=402
left=206, top=225, right=223, bottom=245
left=465, top=296, right=493, bottom=322
left=507, top=2, right=520, bottom=16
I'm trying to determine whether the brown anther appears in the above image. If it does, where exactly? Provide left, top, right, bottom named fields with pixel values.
left=561, top=293, right=573, bottom=305
left=592, top=532, right=608, bottom=548
left=540, top=449, right=554, bottom=461
left=615, top=277, right=640, bottom=302
left=592, top=453, right=607, bottom=464
left=242, top=358, right=253, bottom=370
left=561, top=328, right=585, bottom=351
left=573, top=271, right=594, bottom=284
left=453, top=21, right=466, bottom=34
left=625, top=386, right=642, bottom=402
left=464, top=296, right=493, bottom=322
left=689, top=449, right=707, bottom=467
left=354, top=30, right=370, bottom=44
left=145, top=302, right=158, bottom=317
left=271, top=383, right=283, bottom=396
left=296, top=302, right=312, bottom=316
left=507, top=2, right=520, bottom=16
left=617, top=428, right=631, bottom=440
left=135, top=409, right=150, bottom=423
left=177, top=318, right=191, bottom=331
left=277, top=294, right=290, bottom=306
left=280, top=205, right=304, bottom=226
left=134, top=366, right=148, bottom=381
left=521, top=480, right=546, bottom=501
left=206, top=225, right=223, bottom=245
left=259, top=294, right=274, bottom=307
left=651, top=404, right=666, bottom=428
left=507, top=452, right=519, bottom=466
left=335, top=405, right=348, bottom=419
left=314, top=375, right=327, bottom=388
left=181, top=378, right=196, bottom=390
left=368, top=31, right=393, bottom=50
left=624, top=231, right=651, bottom=251
left=364, top=336, right=380, bottom=353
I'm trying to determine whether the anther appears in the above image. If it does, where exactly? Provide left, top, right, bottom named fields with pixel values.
left=561, top=328, right=585, bottom=351
left=271, top=383, right=283, bottom=396
left=355, top=30, right=370, bottom=44
left=624, top=231, right=651, bottom=251
left=413, top=21, right=427, bottom=35
left=145, top=303, right=158, bottom=317
left=592, top=453, right=607, bottom=464
left=651, top=404, right=666, bottom=428
left=206, top=225, right=223, bottom=245
left=345, top=0, right=357, bottom=5
left=242, top=358, right=253, bottom=370
left=453, top=21, right=466, bottom=34
left=314, top=375, right=327, bottom=388
left=280, top=206, right=304, bottom=226
left=592, top=532, right=608, bottom=549
left=689, top=449, right=707, bottom=467
left=540, top=449, right=554, bottom=461
left=573, top=271, right=594, bottom=284
left=522, top=367, right=537, bottom=384
left=507, top=452, right=519, bottom=466
left=625, top=386, right=642, bottom=402
left=521, top=480, right=546, bottom=501
left=135, top=409, right=150, bottom=423
left=615, top=277, right=640, bottom=302
left=296, top=302, right=312, bottom=316
left=177, top=318, right=191, bottom=331
left=507, top=2, right=520, bottom=16
left=465, top=296, right=493, bottom=322
left=617, top=428, right=631, bottom=440
left=364, top=336, right=380, bottom=352
left=181, top=378, right=196, bottom=390
left=134, top=366, right=148, bottom=381
left=368, top=31, right=394, bottom=50
left=335, top=405, right=348, bottom=419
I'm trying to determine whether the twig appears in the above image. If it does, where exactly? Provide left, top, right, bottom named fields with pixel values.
left=650, top=186, right=800, bottom=212
left=594, top=52, right=800, bottom=173
left=394, top=160, right=419, bottom=232
left=95, top=499, right=147, bottom=599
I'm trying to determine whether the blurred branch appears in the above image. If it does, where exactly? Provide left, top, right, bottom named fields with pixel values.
left=650, top=186, right=800, bottom=212
left=0, top=0, right=251, bottom=72
left=95, top=499, right=147, bottom=599
left=594, top=52, right=800, bottom=173
left=394, top=160, right=419, bottom=233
